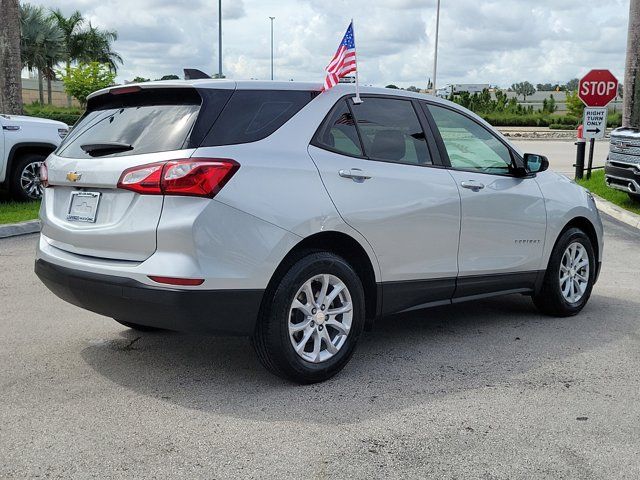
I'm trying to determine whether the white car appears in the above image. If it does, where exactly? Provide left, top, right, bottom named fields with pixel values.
left=0, top=114, right=68, bottom=200
left=35, top=80, right=603, bottom=383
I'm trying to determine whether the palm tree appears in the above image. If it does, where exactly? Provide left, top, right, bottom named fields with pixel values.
left=77, top=23, right=123, bottom=73
left=20, top=4, right=63, bottom=105
left=49, top=9, right=85, bottom=106
left=0, top=0, right=23, bottom=114
left=42, top=30, right=65, bottom=105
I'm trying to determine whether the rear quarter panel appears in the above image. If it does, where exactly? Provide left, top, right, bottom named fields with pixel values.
left=192, top=91, right=382, bottom=282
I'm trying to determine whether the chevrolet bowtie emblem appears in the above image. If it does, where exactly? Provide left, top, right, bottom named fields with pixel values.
left=66, top=171, right=82, bottom=182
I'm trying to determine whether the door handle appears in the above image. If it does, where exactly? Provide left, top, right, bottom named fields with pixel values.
left=460, top=180, right=485, bottom=192
left=339, top=168, right=372, bottom=182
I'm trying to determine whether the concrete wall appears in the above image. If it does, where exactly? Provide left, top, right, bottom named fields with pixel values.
left=21, top=78, right=80, bottom=107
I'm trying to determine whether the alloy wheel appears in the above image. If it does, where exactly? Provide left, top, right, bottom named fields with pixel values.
left=559, top=242, right=590, bottom=304
left=20, top=161, right=44, bottom=200
left=288, top=274, right=353, bottom=363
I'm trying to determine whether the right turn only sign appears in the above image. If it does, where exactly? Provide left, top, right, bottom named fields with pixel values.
left=583, top=107, right=607, bottom=139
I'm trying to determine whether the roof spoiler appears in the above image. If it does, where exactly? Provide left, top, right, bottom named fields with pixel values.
left=183, top=69, right=211, bottom=80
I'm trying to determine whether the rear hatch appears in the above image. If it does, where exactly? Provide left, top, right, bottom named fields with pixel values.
left=41, top=85, right=232, bottom=261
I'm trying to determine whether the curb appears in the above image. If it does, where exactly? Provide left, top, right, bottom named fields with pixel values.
left=0, top=220, right=41, bottom=239
left=593, top=194, right=640, bottom=231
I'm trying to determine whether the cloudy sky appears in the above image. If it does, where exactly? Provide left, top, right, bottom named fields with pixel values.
left=31, top=0, right=630, bottom=88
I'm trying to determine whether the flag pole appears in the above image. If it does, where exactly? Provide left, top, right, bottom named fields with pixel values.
left=352, top=18, right=362, bottom=104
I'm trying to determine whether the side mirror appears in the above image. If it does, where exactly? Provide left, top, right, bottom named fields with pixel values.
left=523, top=153, right=549, bottom=173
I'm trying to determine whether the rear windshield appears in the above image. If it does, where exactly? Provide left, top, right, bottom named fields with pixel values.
left=57, top=88, right=317, bottom=157
left=57, top=88, right=202, bottom=158
left=202, top=90, right=317, bottom=146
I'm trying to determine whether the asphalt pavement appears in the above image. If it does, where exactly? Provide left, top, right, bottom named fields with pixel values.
left=1, top=215, right=639, bottom=479
left=512, top=139, right=609, bottom=175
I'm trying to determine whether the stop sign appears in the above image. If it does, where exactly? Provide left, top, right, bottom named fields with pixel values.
left=578, top=69, right=618, bottom=107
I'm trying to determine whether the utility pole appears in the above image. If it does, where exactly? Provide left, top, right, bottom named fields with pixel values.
left=432, top=0, right=441, bottom=95
left=217, top=0, right=223, bottom=78
left=269, top=17, right=275, bottom=80
left=624, top=0, right=640, bottom=127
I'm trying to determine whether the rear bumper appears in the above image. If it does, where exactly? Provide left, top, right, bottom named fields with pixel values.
left=35, top=259, right=263, bottom=336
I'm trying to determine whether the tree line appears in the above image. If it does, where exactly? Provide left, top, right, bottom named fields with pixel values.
left=19, top=3, right=122, bottom=106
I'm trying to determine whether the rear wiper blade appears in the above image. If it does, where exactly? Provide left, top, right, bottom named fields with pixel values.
left=80, top=142, right=133, bottom=156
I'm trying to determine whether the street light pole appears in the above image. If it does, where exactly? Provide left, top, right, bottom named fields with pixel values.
left=218, top=0, right=223, bottom=78
left=269, top=17, right=275, bottom=80
left=432, top=0, right=441, bottom=95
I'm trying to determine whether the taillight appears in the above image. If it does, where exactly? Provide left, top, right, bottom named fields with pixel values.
left=39, top=161, right=49, bottom=188
left=117, top=158, right=239, bottom=198
left=117, top=162, right=164, bottom=195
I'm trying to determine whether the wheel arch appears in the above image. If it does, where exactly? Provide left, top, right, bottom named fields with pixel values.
left=560, top=216, right=600, bottom=264
left=547, top=216, right=601, bottom=285
left=7, top=142, right=57, bottom=180
left=260, top=230, right=379, bottom=330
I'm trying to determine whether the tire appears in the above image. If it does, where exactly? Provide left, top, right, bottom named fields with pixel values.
left=252, top=251, right=366, bottom=384
left=113, top=319, right=165, bottom=332
left=628, top=192, right=640, bottom=203
left=533, top=227, right=596, bottom=317
left=11, top=153, right=47, bottom=201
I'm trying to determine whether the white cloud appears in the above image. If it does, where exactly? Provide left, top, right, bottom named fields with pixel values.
left=31, top=0, right=630, bottom=87
left=223, top=0, right=246, bottom=20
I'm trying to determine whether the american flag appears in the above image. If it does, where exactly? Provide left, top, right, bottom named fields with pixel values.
left=323, top=21, right=357, bottom=91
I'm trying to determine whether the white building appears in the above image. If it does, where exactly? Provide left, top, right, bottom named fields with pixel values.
left=436, top=84, right=491, bottom=97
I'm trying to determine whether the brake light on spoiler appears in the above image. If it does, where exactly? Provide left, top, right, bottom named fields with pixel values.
left=117, top=158, right=239, bottom=198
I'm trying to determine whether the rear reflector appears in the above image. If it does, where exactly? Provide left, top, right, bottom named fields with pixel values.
left=117, top=158, right=239, bottom=198
left=39, top=161, right=49, bottom=188
left=148, top=276, right=205, bottom=286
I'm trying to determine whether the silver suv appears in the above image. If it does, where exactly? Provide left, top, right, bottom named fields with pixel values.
left=35, top=80, right=604, bottom=383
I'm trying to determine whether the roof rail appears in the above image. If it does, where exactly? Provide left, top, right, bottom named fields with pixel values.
left=183, top=69, right=211, bottom=80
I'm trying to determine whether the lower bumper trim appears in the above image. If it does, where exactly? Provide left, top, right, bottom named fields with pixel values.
left=605, top=165, right=640, bottom=194
left=35, top=259, right=263, bottom=336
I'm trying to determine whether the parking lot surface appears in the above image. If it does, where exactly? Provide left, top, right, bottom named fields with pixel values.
left=512, top=139, right=609, bottom=175
left=1, top=215, right=639, bottom=479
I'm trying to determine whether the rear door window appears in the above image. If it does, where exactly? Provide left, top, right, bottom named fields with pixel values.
left=202, top=90, right=316, bottom=146
left=313, top=100, right=363, bottom=156
left=57, top=88, right=204, bottom=158
left=350, top=98, right=432, bottom=165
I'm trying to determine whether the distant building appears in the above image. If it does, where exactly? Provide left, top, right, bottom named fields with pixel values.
left=436, top=83, right=491, bottom=97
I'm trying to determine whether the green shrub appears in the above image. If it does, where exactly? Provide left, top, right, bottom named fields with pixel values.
left=23, top=103, right=83, bottom=126
left=549, top=123, right=576, bottom=130
left=565, top=90, right=585, bottom=118
left=553, top=114, right=580, bottom=126
left=607, top=111, right=622, bottom=128
left=481, top=113, right=548, bottom=127
left=58, top=62, right=116, bottom=107
left=479, top=112, right=581, bottom=128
